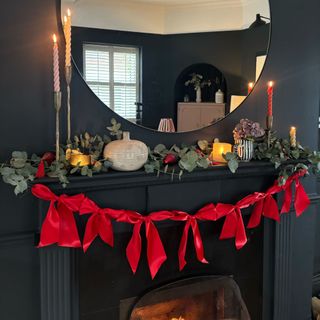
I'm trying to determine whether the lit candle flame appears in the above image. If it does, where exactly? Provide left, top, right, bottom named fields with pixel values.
left=67, top=8, right=71, bottom=17
left=248, top=82, right=254, bottom=89
left=268, top=81, right=274, bottom=88
left=53, top=34, right=57, bottom=43
left=64, top=15, right=68, bottom=24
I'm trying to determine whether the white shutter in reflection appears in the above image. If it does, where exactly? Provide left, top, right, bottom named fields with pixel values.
left=83, top=44, right=140, bottom=121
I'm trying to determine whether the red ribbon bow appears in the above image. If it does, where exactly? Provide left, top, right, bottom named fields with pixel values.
left=281, top=170, right=310, bottom=216
left=116, top=210, right=173, bottom=279
left=172, top=204, right=218, bottom=271
left=218, top=193, right=262, bottom=249
left=247, top=184, right=282, bottom=229
left=79, top=198, right=118, bottom=252
left=32, top=184, right=85, bottom=248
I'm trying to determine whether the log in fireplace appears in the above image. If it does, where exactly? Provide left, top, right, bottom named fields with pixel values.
left=124, top=276, right=250, bottom=320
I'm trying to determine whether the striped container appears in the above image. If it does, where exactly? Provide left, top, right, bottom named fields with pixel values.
left=234, top=139, right=254, bottom=162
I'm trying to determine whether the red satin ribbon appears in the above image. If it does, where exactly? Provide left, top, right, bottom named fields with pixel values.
left=172, top=204, right=218, bottom=271
left=247, top=183, right=282, bottom=229
left=218, top=193, right=264, bottom=249
left=32, top=170, right=310, bottom=278
left=79, top=198, right=117, bottom=252
left=281, top=170, right=310, bottom=216
left=35, top=152, right=56, bottom=179
left=32, top=184, right=85, bottom=248
left=115, top=210, right=173, bottom=279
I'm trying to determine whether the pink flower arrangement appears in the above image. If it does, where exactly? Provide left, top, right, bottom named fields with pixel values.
left=233, top=119, right=265, bottom=140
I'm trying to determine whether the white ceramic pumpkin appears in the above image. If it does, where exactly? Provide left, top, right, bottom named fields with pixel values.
left=103, top=132, right=148, bottom=171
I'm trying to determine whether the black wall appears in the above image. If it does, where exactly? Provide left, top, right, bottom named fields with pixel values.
left=0, top=0, right=320, bottom=319
left=72, top=26, right=269, bottom=128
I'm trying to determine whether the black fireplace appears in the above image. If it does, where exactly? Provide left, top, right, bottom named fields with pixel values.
left=37, top=164, right=317, bottom=320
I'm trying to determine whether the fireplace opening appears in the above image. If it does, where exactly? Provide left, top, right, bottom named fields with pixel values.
left=124, top=276, right=250, bottom=320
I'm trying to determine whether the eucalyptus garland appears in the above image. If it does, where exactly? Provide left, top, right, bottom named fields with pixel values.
left=0, top=118, right=319, bottom=195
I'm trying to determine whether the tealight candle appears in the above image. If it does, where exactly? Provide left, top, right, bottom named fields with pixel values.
left=212, top=142, right=232, bottom=163
left=290, top=126, right=297, bottom=148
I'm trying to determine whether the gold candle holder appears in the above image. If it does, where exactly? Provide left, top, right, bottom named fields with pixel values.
left=266, top=115, right=273, bottom=148
left=54, top=91, right=62, bottom=161
left=65, top=65, right=72, bottom=144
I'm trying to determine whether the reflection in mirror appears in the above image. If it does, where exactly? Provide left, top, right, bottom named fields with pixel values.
left=61, top=0, right=270, bottom=132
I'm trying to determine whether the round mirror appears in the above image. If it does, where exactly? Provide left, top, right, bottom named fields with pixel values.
left=61, top=0, right=271, bottom=133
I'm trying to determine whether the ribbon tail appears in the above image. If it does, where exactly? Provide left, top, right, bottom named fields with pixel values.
left=263, top=195, right=280, bottom=221
left=99, top=215, right=114, bottom=247
left=35, top=160, right=45, bottom=178
left=281, top=183, right=292, bottom=214
left=247, top=199, right=264, bottom=229
left=220, top=211, right=237, bottom=240
left=294, top=181, right=310, bottom=216
left=126, top=223, right=142, bottom=275
left=178, top=220, right=190, bottom=271
left=191, top=219, right=208, bottom=265
left=38, top=202, right=60, bottom=247
left=58, top=203, right=81, bottom=248
left=235, top=209, right=247, bottom=250
left=146, top=221, right=167, bottom=279
left=82, top=215, right=98, bottom=252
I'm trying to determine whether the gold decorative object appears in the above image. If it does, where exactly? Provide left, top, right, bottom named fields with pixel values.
left=211, top=141, right=232, bottom=163
left=70, top=152, right=91, bottom=167
left=54, top=92, right=62, bottom=161
left=266, top=115, right=273, bottom=148
left=65, top=65, right=72, bottom=143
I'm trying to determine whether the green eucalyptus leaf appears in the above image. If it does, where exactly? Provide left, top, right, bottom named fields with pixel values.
left=197, top=158, right=209, bottom=169
left=144, top=163, right=156, bottom=173
left=154, top=144, right=167, bottom=155
left=227, top=159, right=239, bottom=173
left=81, top=166, right=89, bottom=176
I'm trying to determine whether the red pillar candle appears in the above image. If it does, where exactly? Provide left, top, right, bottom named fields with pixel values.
left=267, top=81, right=274, bottom=117
left=52, top=34, right=60, bottom=93
left=248, top=82, right=254, bottom=95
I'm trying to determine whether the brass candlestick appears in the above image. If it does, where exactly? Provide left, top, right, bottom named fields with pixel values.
left=54, top=91, right=62, bottom=161
left=65, top=65, right=72, bottom=144
left=266, top=115, right=273, bottom=148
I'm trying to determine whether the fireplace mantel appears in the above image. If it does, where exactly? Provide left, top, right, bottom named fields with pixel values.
left=37, top=161, right=279, bottom=193
left=36, top=163, right=318, bottom=320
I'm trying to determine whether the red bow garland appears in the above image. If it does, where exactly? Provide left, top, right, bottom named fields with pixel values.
left=32, top=170, right=310, bottom=278
left=172, top=204, right=219, bottom=271
left=281, top=170, right=310, bottom=216
left=79, top=198, right=118, bottom=252
left=247, top=184, right=282, bottom=229
left=32, top=184, right=85, bottom=248
left=218, top=193, right=266, bottom=249
left=115, top=210, right=173, bottom=279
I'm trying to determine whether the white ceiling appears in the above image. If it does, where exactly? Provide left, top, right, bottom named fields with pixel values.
left=127, top=0, right=241, bottom=6
left=62, top=0, right=270, bottom=34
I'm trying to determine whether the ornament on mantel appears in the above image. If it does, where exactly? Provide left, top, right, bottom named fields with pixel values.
left=103, top=132, right=148, bottom=171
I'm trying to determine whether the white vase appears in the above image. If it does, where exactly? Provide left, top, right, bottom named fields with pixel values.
left=196, top=87, right=202, bottom=103
left=215, top=89, right=224, bottom=103
left=103, top=132, right=148, bottom=171
left=234, top=139, right=254, bottom=162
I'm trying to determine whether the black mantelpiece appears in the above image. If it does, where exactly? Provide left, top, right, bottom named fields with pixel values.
left=36, top=164, right=318, bottom=320
left=0, top=0, right=320, bottom=319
